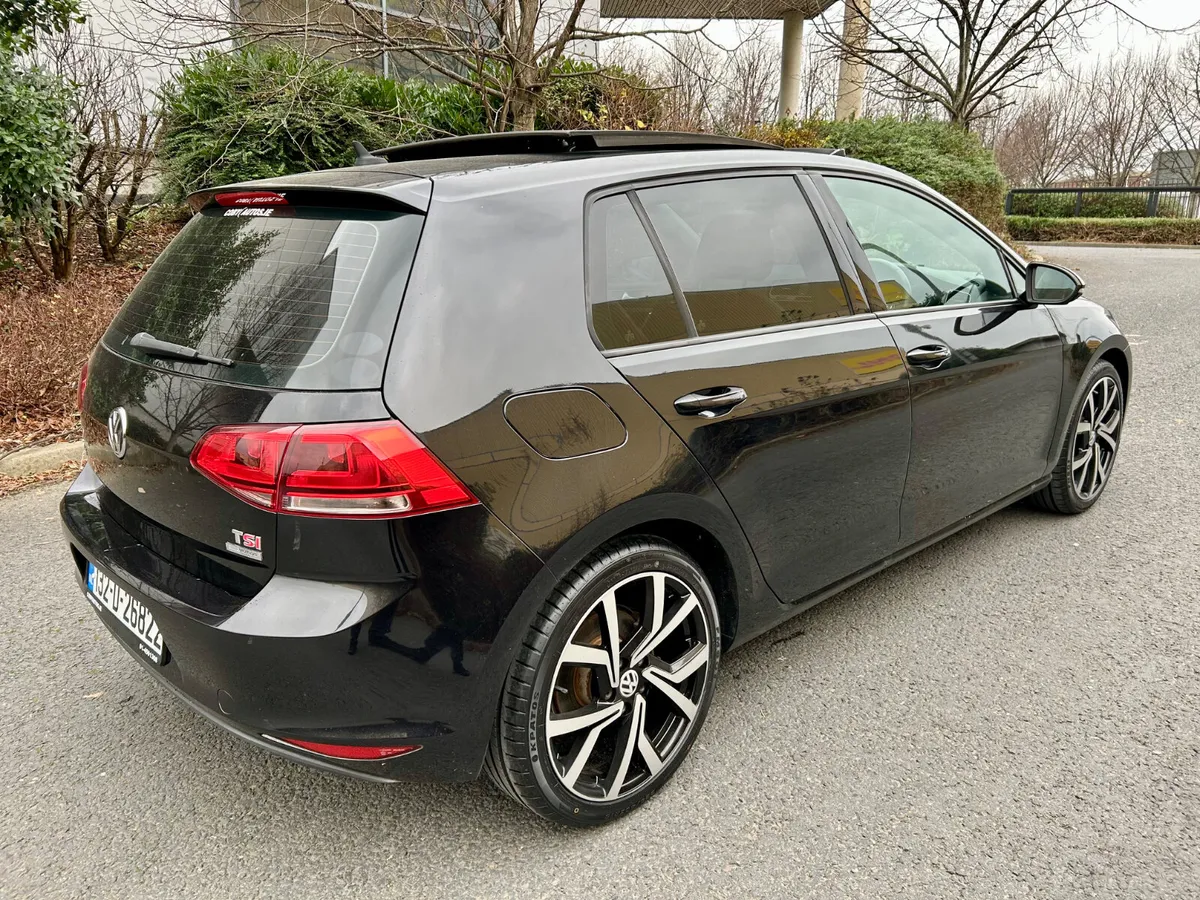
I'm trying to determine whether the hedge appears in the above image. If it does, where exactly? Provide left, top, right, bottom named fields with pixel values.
left=1007, top=192, right=1186, bottom=219
left=158, top=48, right=669, bottom=200
left=1006, top=216, right=1200, bottom=244
left=157, top=46, right=487, bottom=200
left=742, top=118, right=1008, bottom=234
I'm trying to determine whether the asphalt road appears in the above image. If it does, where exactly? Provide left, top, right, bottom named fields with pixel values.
left=2, top=245, right=1198, bottom=899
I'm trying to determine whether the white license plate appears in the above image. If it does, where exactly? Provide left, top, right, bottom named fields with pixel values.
left=86, top=563, right=165, bottom=665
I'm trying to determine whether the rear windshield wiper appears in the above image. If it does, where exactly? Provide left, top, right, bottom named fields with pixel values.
left=130, top=332, right=235, bottom=367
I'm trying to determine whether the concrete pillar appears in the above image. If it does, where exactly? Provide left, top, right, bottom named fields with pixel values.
left=778, top=11, right=805, bottom=121
left=836, top=0, right=870, bottom=121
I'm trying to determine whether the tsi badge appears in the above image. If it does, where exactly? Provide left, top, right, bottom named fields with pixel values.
left=226, top=529, right=264, bottom=562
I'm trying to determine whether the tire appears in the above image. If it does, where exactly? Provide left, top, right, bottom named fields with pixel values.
left=484, top=536, right=721, bottom=826
left=1033, top=360, right=1124, bottom=514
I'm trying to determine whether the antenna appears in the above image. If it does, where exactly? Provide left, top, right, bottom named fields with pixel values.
left=353, top=141, right=388, bottom=167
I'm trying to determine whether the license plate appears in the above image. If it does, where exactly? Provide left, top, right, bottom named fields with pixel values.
left=86, top=563, right=165, bottom=665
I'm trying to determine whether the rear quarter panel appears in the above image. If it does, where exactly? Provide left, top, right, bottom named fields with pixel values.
left=381, top=168, right=781, bottom=648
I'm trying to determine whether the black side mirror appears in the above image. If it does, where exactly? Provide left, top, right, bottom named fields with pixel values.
left=1026, top=263, right=1084, bottom=304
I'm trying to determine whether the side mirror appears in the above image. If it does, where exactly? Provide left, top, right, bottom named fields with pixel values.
left=1026, top=262, right=1084, bottom=304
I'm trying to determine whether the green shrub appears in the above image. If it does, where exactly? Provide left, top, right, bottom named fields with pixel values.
left=537, top=58, right=662, bottom=131
left=1006, top=216, right=1200, bottom=244
left=0, top=50, right=76, bottom=255
left=158, top=46, right=487, bottom=200
left=741, top=117, right=1008, bottom=233
left=1007, top=192, right=1185, bottom=218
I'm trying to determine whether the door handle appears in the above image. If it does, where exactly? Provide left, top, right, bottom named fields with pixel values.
left=905, top=345, right=953, bottom=368
left=674, top=386, right=748, bottom=418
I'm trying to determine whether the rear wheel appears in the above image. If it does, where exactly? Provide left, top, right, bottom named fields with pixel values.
left=1034, top=361, right=1124, bottom=514
left=485, top=537, right=720, bottom=826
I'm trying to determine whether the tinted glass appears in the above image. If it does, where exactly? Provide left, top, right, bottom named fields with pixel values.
left=638, top=176, right=850, bottom=337
left=824, top=177, right=1014, bottom=308
left=589, top=193, right=688, bottom=350
left=104, top=207, right=423, bottom=389
left=1006, top=259, right=1026, bottom=297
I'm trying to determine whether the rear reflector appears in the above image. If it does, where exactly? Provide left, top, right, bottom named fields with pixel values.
left=267, top=736, right=421, bottom=761
left=190, top=421, right=477, bottom=519
left=213, top=190, right=288, bottom=207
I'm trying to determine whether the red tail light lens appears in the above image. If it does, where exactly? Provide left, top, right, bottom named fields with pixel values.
left=213, top=190, right=288, bottom=207
left=190, top=425, right=297, bottom=510
left=77, top=360, right=89, bottom=413
left=267, top=736, right=421, bottom=761
left=190, top=421, right=476, bottom=519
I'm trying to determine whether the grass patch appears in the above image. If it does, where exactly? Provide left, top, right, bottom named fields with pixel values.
left=1007, top=216, right=1200, bottom=245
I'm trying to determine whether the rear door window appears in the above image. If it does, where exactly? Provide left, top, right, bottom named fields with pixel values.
left=637, top=176, right=852, bottom=336
left=104, top=206, right=423, bottom=390
left=588, top=193, right=690, bottom=351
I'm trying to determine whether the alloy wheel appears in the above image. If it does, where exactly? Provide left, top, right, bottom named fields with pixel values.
left=545, top=570, right=714, bottom=803
left=1072, top=375, right=1122, bottom=502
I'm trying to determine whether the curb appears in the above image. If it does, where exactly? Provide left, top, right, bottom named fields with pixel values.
left=1027, top=241, right=1200, bottom=251
left=0, top=441, right=84, bottom=478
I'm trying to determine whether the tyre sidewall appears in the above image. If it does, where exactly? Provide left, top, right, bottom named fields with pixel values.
left=1063, top=361, right=1123, bottom=512
left=522, top=544, right=721, bottom=826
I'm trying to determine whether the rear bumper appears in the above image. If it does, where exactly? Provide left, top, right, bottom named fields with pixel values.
left=60, top=465, right=548, bottom=783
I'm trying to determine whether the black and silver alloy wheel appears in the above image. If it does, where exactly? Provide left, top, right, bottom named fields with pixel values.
left=1071, top=374, right=1122, bottom=502
left=1035, top=360, right=1124, bottom=514
left=546, top=570, right=711, bottom=802
left=485, top=537, right=720, bottom=826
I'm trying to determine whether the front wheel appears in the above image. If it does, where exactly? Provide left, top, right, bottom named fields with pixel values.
left=1034, top=360, right=1124, bottom=514
left=484, top=537, right=721, bottom=826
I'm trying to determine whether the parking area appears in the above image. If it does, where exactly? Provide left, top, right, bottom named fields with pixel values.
left=1, top=245, right=1197, bottom=899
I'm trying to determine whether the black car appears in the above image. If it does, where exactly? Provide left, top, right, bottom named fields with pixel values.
left=62, top=131, right=1131, bottom=826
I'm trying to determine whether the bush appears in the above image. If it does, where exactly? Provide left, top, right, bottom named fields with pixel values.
left=537, top=58, right=662, bottom=131
left=1007, top=192, right=1185, bottom=218
left=740, top=117, right=1008, bottom=233
left=0, top=50, right=76, bottom=258
left=1006, top=216, right=1200, bottom=244
left=158, top=46, right=487, bottom=200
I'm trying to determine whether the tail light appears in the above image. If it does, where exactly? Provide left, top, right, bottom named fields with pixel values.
left=265, top=735, right=421, bottom=761
left=77, top=360, right=89, bottom=413
left=190, top=421, right=477, bottom=519
left=213, top=190, right=288, bottom=207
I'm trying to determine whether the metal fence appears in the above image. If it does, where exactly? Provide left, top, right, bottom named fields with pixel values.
left=1005, top=186, right=1200, bottom=219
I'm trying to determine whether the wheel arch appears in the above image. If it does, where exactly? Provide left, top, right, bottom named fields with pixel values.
left=1099, top=345, right=1131, bottom=404
left=537, top=492, right=779, bottom=652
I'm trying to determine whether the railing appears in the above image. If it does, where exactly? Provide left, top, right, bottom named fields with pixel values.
left=1005, top=186, right=1200, bottom=219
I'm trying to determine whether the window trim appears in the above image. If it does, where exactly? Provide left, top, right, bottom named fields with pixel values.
left=584, top=167, right=858, bottom=356
left=810, top=169, right=1030, bottom=316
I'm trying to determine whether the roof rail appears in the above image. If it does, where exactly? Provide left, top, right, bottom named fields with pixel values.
left=373, top=130, right=841, bottom=163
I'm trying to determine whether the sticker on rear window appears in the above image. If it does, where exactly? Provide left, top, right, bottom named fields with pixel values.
left=223, top=207, right=275, bottom=217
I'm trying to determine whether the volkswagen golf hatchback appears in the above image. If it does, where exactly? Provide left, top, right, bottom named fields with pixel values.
left=63, top=131, right=1131, bottom=826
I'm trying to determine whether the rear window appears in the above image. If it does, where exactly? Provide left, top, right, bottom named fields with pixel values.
left=103, top=206, right=423, bottom=390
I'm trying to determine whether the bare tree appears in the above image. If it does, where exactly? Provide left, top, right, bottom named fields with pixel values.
left=992, top=77, right=1088, bottom=185
left=1077, top=51, right=1165, bottom=186
left=24, top=24, right=159, bottom=278
left=719, top=30, right=778, bottom=131
left=109, top=0, right=716, bottom=132
left=794, top=33, right=839, bottom=120
left=651, top=32, right=722, bottom=131
left=815, top=0, right=1113, bottom=130
left=1151, top=36, right=1200, bottom=189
